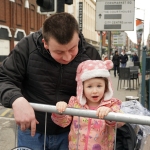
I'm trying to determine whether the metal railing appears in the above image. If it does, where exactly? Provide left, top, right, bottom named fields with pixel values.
left=7, top=103, right=150, bottom=150
left=29, top=103, right=150, bottom=150
left=30, top=103, right=150, bottom=125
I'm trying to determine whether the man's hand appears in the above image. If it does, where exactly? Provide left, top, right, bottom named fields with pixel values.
left=56, top=101, right=67, bottom=113
left=12, top=97, right=39, bottom=136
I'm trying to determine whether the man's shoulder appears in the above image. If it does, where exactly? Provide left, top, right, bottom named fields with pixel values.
left=84, top=42, right=101, bottom=60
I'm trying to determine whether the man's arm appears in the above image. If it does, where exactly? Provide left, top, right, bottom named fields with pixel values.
left=0, top=37, right=29, bottom=107
left=0, top=36, right=38, bottom=136
left=12, top=97, right=39, bottom=136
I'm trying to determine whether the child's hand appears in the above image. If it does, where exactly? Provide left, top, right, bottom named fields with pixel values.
left=96, top=106, right=111, bottom=119
left=56, top=101, right=67, bottom=113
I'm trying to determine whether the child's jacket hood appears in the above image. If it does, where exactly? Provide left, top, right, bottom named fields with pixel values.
left=76, top=60, right=114, bottom=105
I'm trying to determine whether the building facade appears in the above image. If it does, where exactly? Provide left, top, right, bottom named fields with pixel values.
left=0, top=0, right=100, bottom=62
left=0, top=0, right=47, bottom=61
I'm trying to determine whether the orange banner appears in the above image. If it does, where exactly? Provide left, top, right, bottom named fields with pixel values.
left=136, top=19, right=144, bottom=44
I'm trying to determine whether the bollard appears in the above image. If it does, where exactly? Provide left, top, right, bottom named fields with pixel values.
left=125, top=96, right=139, bottom=101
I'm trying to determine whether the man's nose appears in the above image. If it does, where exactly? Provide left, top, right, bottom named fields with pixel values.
left=63, top=52, right=71, bottom=61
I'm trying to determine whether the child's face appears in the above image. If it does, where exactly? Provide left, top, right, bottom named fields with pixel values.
left=83, top=78, right=105, bottom=106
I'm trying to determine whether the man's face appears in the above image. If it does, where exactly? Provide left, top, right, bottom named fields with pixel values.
left=42, top=32, right=79, bottom=64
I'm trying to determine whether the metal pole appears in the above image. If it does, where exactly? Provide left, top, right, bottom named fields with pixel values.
left=108, top=31, right=111, bottom=59
left=141, top=46, right=147, bottom=107
left=99, top=31, right=102, bottom=57
left=135, top=8, right=145, bottom=61
left=30, top=103, right=150, bottom=125
left=149, top=77, right=150, bottom=110
left=138, top=43, right=141, bottom=60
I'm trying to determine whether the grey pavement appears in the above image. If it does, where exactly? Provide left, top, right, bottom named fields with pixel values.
left=110, top=73, right=140, bottom=102
left=110, top=60, right=140, bottom=102
left=0, top=117, right=17, bottom=150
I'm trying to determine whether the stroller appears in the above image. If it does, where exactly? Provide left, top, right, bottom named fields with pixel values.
left=116, top=100, right=150, bottom=150
left=115, top=123, right=141, bottom=150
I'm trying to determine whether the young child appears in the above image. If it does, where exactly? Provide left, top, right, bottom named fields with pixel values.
left=51, top=60, right=124, bottom=150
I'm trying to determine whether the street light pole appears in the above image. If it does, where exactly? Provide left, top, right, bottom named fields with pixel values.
left=99, top=31, right=103, bottom=57
left=135, top=7, right=145, bottom=60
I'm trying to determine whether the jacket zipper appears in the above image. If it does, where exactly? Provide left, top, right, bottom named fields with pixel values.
left=84, top=118, right=92, bottom=150
left=56, top=64, right=63, bottom=102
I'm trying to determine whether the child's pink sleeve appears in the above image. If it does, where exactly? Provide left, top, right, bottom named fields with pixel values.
left=51, top=113, right=72, bottom=128
left=106, top=98, right=125, bottom=127
left=51, top=96, right=77, bottom=128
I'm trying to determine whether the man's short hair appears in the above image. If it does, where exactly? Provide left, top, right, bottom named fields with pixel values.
left=42, top=12, right=79, bottom=44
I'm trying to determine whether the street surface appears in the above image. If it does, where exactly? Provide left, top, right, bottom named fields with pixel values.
left=0, top=105, right=13, bottom=118
left=0, top=117, right=16, bottom=150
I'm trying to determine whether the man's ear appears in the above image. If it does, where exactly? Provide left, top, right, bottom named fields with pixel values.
left=42, top=38, right=49, bottom=49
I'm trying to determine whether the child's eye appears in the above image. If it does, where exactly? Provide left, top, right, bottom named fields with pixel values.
left=87, top=86, right=92, bottom=88
left=97, top=85, right=101, bottom=87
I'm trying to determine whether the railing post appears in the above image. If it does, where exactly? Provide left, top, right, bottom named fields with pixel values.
left=141, top=46, right=146, bottom=106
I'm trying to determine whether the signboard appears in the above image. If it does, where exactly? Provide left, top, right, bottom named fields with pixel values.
left=78, top=2, right=83, bottom=31
left=96, top=0, right=135, bottom=31
left=112, top=31, right=126, bottom=46
left=0, top=40, right=10, bottom=55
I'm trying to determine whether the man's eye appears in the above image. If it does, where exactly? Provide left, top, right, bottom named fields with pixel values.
left=56, top=51, right=62, bottom=54
left=69, top=49, right=74, bottom=52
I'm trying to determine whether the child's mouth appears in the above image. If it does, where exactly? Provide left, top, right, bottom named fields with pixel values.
left=92, top=96, right=98, bottom=98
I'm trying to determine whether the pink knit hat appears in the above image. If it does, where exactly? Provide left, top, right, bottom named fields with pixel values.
left=76, top=60, right=113, bottom=105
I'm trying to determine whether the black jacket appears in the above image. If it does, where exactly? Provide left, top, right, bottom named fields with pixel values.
left=112, top=54, right=120, bottom=66
left=0, top=29, right=101, bottom=135
left=120, top=54, right=128, bottom=64
left=132, top=55, right=139, bottom=62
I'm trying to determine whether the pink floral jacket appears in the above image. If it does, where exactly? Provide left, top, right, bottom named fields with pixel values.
left=51, top=97, right=124, bottom=150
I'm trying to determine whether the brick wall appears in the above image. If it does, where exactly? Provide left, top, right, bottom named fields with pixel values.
left=0, top=0, right=47, bottom=53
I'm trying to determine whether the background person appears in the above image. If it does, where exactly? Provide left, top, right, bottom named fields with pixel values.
left=0, top=12, right=101, bottom=150
left=112, top=51, right=120, bottom=77
left=103, top=55, right=109, bottom=61
left=132, top=53, right=139, bottom=63
left=120, top=50, right=128, bottom=68
left=52, top=60, right=124, bottom=150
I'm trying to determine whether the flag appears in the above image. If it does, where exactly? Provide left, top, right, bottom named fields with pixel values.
left=136, top=19, right=144, bottom=44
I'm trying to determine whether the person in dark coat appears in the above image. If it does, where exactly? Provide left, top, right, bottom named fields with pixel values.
left=112, top=51, right=120, bottom=77
left=0, top=12, right=101, bottom=150
left=120, top=50, right=128, bottom=68
left=132, top=53, right=139, bottom=63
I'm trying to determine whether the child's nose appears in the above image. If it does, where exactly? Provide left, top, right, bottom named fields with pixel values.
left=93, top=88, right=98, bottom=93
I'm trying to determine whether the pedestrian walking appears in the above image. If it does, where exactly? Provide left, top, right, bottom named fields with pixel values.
left=132, top=53, right=139, bottom=63
left=112, top=51, right=120, bottom=77
left=120, top=50, right=128, bottom=68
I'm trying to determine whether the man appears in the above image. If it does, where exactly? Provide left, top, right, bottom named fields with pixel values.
left=0, top=12, right=101, bottom=150
left=112, top=51, right=120, bottom=77
left=120, top=50, right=128, bottom=68
left=132, top=53, right=139, bottom=63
